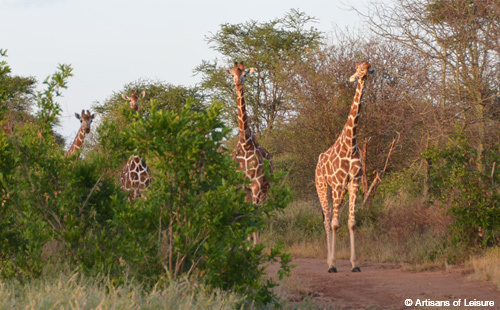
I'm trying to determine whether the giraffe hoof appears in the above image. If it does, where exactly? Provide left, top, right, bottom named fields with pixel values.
left=328, top=267, right=337, bottom=273
left=351, top=267, right=361, bottom=272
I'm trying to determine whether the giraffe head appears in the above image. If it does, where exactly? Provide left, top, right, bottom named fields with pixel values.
left=349, top=61, right=374, bottom=83
left=121, top=90, right=146, bottom=111
left=225, top=62, right=255, bottom=92
left=75, top=110, right=95, bottom=134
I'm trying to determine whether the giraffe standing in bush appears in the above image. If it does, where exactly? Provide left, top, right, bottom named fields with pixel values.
left=315, top=61, right=373, bottom=273
left=120, top=91, right=151, bottom=202
left=65, top=110, right=95, bottom=158
left=225, top=62, right=273, bottom=244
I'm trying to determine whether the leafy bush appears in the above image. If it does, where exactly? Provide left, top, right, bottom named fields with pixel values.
left=0, top=52, right=293, bottom=306
left=98, top=100, right=292, bottom=303
left=423, top=132, right=500, bottom=247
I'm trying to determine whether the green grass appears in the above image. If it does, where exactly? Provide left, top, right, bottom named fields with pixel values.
left=0, top=263, right=334, bottom=310
left=0, top=266, right=246, bottom=310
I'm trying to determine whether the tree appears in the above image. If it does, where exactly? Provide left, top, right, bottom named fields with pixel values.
left=93, top=79, right=206, bottom=121
left=0, top=49, right=66, bottom=146
left=360, top=0, right=500, bottom=173
left=88, top=79, right=206, bottom=157
left=196, top=9, right=322, bottom=136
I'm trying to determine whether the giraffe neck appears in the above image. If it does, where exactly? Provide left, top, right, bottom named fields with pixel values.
left=237, top=89, right=252, bottom=143
left=343, top=77, right=366, bottom=148
left=65, top=127, right=87, bottom=157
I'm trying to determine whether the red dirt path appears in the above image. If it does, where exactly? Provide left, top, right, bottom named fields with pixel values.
left=268, top=258, right=500, bottom=309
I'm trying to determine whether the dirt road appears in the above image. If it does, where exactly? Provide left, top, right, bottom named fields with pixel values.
left=268, top=258, right=500, bottom=309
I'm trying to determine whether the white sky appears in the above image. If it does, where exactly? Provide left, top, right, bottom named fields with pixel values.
left=1, top=0, right=365, bottom=146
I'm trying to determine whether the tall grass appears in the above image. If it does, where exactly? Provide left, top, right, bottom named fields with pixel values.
left=261, top=199, right=326, bottom=259
left=0, top=266, right=246, bottom=310
left=0, top=263, right=336, bottom=310
left=467, top=246, right=500, bottom=289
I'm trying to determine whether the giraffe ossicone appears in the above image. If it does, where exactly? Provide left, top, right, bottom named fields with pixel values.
left=315, top=61, right=373, bottom=273
left=226, top=62, right=273, bottom=244
left=121, top=90, right=145, bottom=111
left=65, top=109, right=95, bottom=158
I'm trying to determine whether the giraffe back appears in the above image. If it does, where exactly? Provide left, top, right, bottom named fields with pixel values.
left=121, top=155, right=151, bottom=201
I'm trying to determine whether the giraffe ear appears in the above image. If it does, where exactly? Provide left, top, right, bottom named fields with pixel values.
left=121, top=94, right=129, bottom=101
left=224, top=69, right=233, bottom=76
left=140, top=90, right=145, bottom=98
left=245, top=68, right=255, bottom=76
left=91, top=113, right=96, bottom=120
left=75, top=112, right=81, bottom=120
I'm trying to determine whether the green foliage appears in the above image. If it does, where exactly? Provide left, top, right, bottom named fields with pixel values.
left=423, top=131, right=500, bottom=247
left=0, top=51, right=293, bottom=305
left=93, top=79, right=205, bottom=121
left=377, top=166, right=426, bottom=201
left=97, top=99, right=293, bottom=304
left=36, top=64, right=73, bottom=128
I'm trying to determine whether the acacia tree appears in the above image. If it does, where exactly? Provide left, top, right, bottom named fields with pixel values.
left=196, top=9, right=322, bottom=136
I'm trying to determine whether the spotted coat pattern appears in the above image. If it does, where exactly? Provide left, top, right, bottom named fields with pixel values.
left=120, top=91, right=151, bottom=202
left=226, top=62, right=273, bottom=243
left=315, top=62, right=372, bottom=273
left=120, top=155, right=151, bottom=202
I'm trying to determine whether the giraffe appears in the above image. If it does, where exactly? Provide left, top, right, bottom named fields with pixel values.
left=120, top=90, right=151, bottom=202
left=225, top=62, right=273, bottom=244
left=315, top=61, right=373, bottom=273
left=120, top=155, right=151, bottom=202
left=1, top=119, right=12, bottom=135
left=121, top=90, right=145, bottom=111
left=65, top=110, right=95, bottom=158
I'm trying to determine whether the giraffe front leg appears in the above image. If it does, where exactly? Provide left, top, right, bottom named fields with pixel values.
left=251, top=181, right=266, bottom=245
left=348, top=181, right=361, bottom=272
left=329, top=187, right=344, bottom=273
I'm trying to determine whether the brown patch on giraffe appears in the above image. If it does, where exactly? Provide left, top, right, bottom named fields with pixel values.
left=346, top=117, right=353, bottom=128
left=121, top=155, right=151, bottom=202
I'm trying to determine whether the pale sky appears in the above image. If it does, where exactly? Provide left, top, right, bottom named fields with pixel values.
left=1, top=0, right=365, bottom=146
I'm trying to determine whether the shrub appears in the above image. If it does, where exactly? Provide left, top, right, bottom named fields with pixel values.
left=98, top=100, right=293, bottom=304
left=0, top=52, right=293, bottom=305
left=423, top=132, right=500, bottom=248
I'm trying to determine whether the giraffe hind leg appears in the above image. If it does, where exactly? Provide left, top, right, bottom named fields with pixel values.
left=347, top=181, right=361, bottom=272
left=315, top=170, right=334, bottom=272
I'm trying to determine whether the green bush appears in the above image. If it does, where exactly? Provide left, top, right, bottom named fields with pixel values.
left=423, top=132, right=500, bottom=247
left=0, top=52, right=293, bottom=306
left=99, top=100, right=293, bottom=304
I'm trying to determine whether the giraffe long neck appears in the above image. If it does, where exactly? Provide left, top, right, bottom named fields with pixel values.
left=343, top=77, right=366, bottom=148
left=237, top=89, right=252, bottom=143
left=65, top=127, right=87, bottom=158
